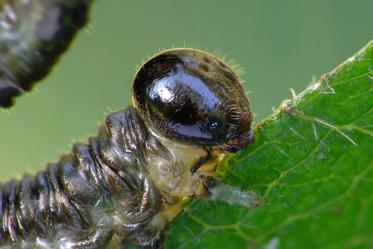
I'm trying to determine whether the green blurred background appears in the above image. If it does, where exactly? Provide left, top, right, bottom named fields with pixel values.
left=0, top=0, right=372, bottom=179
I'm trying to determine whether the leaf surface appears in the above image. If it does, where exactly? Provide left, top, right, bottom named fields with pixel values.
left=165, top=41, right=373, bottom=249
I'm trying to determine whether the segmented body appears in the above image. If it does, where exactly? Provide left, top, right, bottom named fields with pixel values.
left=0, top=46, right=254, bottom=248
left=1, top=107, right=164, bottom=248
left=0, top=0, right=92, bottom=107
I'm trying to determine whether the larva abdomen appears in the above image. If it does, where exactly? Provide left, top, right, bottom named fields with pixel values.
left=0, top=107, right=161, bottom=248
left=0, top=0, right=92, bottom=108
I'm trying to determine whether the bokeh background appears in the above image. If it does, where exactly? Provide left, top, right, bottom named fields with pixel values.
left=0, top=0, right=372, bottom=179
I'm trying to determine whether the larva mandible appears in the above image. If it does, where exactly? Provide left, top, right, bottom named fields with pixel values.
left=0, top=0, right=92, bottom=108
left=0, top=48, right=258, bottom=248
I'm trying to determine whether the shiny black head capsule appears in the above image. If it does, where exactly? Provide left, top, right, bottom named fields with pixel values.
left=132, top=48, right=254, bottom=152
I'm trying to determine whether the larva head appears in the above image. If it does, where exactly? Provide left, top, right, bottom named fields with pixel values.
left=132, top=48, right=254, bottom=152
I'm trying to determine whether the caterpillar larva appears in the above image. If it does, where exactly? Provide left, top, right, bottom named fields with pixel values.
left=0, top=48, right=257, bottom=248
left=0, top=0, right=92, bottom=107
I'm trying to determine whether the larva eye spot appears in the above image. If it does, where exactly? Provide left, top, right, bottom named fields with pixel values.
left=132, top=48, right=254, bottom=151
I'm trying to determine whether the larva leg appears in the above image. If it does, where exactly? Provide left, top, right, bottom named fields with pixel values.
left=203, top=177, right=262, bottom=208
left=60, top=225, right=113, bottom=249
left=136, top=231, right=164, bottom=249
left=113, top=176, right=165, bottom=247
left=118, top=230, right=165, bottom=249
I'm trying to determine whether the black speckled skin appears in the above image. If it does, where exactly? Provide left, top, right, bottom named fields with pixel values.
left=0, top=0, right=92, bottom=108
left=0, top=107, right=161, bottom=248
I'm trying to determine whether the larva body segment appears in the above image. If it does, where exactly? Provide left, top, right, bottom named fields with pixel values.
left=0, top=107, right=163, bottom=248
left=0, top=49, right=255, bottom=248
left=0, top=0, right=92, bottom=107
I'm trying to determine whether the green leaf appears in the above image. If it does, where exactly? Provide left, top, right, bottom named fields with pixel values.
left=165, top=41, right=373, bottom=249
